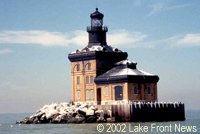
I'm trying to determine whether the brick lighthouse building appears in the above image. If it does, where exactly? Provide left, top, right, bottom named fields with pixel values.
left=68, top=8, right=159, bottom=105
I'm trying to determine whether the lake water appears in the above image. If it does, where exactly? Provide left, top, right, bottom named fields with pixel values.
left=0, top=110, right=199, bottom=134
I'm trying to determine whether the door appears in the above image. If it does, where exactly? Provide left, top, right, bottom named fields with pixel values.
left=97, top=88, right=101, bottom=105
left=115, top=86, right=123, bottom=100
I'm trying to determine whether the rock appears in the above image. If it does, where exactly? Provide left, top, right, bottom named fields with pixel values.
left=45, top=110, right=58, bottom=119
left=50, top=113, right=61, bottom=123
left=89, top=105, right=97, bottom=111
left=33, top=117, right=40, bottom=124
left=95, top=110, right=106, bottom=123
left=17, top=102, right=110, bottom=124
left=106, top=118, right=114, bottom=123
left=103, top=109, right=111, bottom=121
left=40, top=115, right=48, bottom=123
left=79, top=104, right=88, bottom=109
left=49, top=113, right=60, bottom=120
left=60, top=114, right=69, bottom=123
left=67, top=116, right=85, bottom=124
left=77, top=109, right=86, bottom=117
left=51, top=115, right=61, bottom=123
left=21, top=117, right=30, bottom=124
left=95, top=110, right=104, bottom=118
left=97, top=117, right=106, bottom=123
left=72, top=112, right=77, bottom=117
left=86, top=109, right=95, bottom=116
left=75, top=113, right=85, bottom=119
left=86, top=116, right=97, bottom=123
left=52, top=114, right=69, bottom=123
left=79, top=107, right=87, bottom=113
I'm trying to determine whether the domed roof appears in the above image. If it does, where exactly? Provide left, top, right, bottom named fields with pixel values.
left=90, top=8, right=104, bottom=18
left=95, top=58, right=159, bottom=84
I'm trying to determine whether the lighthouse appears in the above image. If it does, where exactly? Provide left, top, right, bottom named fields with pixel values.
left=68, top=8, right=159, bottom=105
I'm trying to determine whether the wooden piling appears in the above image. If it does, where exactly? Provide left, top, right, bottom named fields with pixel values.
left=111, top=102, right=185, bottom=122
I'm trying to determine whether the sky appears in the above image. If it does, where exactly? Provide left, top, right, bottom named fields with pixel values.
left=0, top=0, right=200, bottom=113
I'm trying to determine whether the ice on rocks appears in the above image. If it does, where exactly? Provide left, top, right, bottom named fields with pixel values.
left=18, top=103, right=111, bottom=124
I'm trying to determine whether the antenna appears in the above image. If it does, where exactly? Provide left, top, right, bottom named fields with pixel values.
left=95, top=0, right=99, bottom=10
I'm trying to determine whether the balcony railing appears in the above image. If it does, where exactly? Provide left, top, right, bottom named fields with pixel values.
left=87, top=26, right=108, bottom=32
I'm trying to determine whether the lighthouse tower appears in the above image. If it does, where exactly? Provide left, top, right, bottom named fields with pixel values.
left=68, top=8, right=128, bottom=104
left=87, top=8, right=107, bottom=47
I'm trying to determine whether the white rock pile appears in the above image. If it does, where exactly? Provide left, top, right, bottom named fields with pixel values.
left=17, top=103, right=111, bottom=124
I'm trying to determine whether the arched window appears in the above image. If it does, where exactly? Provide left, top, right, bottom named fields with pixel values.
left=86, top=63, right=91, bottom=70
left=76, top=64, right=80, bottom=71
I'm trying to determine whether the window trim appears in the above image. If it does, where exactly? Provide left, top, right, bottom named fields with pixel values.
left=104, top=86, right=109, bottom=96
left=90, top=76, right=94, bottom=84
left=114, top=85, right=123, bottom=100
left=76, top=76, right=80, bottom=85
left=86, top=76, right=89, bottom=84
left=87, top=63, right=91, bottom=70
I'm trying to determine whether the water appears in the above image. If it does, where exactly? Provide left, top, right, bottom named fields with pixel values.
left=0, top=110, right=199, bottom=134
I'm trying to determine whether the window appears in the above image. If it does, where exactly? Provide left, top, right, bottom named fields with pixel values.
left=86, top=76, right=94, bottom=84
left=87, top=63, right=91, bottom=70
left=104, top=86, right=109, bottom=96
left=76, top=91, right=80, bottom=100
left=86, top=76, right=89, bottom=84
left=90, top=76, right=94, bottom=84
left=76, top=76, right=80, bottom=85
left=76, top=64, right=80, bottom=71
left=114, top=86, right=123, bottom=100
left=133, top=84, right=138, bottom=94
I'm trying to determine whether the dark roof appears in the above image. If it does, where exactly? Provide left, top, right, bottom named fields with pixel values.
left=68, top=51, right=128, bottom=62
left=95, top=59, right=159, bottom=84
left=90, top=8, right=104, bottom=19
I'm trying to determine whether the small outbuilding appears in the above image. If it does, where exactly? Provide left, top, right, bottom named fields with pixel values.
left=95, top=59, right=159, bottom=105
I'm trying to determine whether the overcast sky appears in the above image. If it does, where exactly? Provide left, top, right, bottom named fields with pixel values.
left=0, top=0, right=200, bottom=113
